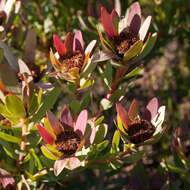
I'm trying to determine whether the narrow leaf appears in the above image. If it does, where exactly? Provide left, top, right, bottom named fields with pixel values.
left=123, top=40, right=143, bottom=61
left=0, top=131, right=21, bottom=144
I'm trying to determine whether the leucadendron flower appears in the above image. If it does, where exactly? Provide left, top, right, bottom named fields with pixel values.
left=50, top=30, right=96, bottom=84
left=98, top=2, right=157, bottom=64
left=116, top=97, right=166, bottom=145
left=37, top=106, right=96, bottom=176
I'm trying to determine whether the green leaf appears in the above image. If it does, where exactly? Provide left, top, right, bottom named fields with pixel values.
left=5, top=94, right=26, bottom=118
left=94, top=116, right=104, bottom=126
left=100, top=98, right=113, bottom=110
left=25, top=171, right=35, bottom=181
left=29, top=153, right=35, bottom=173
left=0, top=104, right=20, bottom=124
left=124, top=67, right=142, bottom=80
left=81, top=59, right=97, bottom=78
left=109, top=160, right=122, bottom=170
left=30, top=149, right=43, bottom=171
left=37, top=88, right=43, bottom=106
left=124, top=40, right=143, bottom=61
left=23, top=153, right=31, bottom=163
left=67, top=82, right=76, bottom=93
left=79, top=78, right=94, bottom=90
left=110, top=130, right=120, bottom=153
left=105, top=62, right=112, bottom=88
left=117, top=114, right=127, bottom=135
left=133, top=33, right=157, bottom=62
left=93, top=124, right=108, bottom=144
left=110, top=89, right=126, bottom=102
left=94, top=140, right=109, bottom=152
left=0, top=131, right=21, bottom=144
left=28, top=93, right=38, bottom=115
left=122, top=150, right=144, bottom=163
left=32, top=87, right=61, bottom=122
left=70, top=100, right=81, bottom=114
left=41, top=146, right=59, bottom=160
left=0, top=138, right=17, bottom=159
left=81, top=93, right=91, bottom=110
left=167, top=163, right=187, bottom=174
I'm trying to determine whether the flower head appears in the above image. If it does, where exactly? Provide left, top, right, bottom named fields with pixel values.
left=50, top=30, right=96, bottom=83
left=116, top=97, right=166, bottom=145
left=37, top=107, right=96, bottom=175
left=98, top=2, right=157, bottom=63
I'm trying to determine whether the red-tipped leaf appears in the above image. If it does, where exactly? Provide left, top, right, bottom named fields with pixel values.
left=37, top=124, right=55, bottom=145
left=64, top=32, right=73, bottom=54
left=101, top=7, right=117, bottom=40
left=111, top=9, right=119, bottom=34
left=128, top=99, right=139, bottom=121
left=53, top=34, right=66, bottom=56
left=46, top=110, right=62, bottom=135
left=116, top=103, right=131, bottom=130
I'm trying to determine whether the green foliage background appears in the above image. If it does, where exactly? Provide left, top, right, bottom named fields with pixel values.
left=0, top=0, right=190, bottom=189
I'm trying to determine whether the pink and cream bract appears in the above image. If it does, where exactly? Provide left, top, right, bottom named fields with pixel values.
left=116, top=97, right=166, bottom=145
left=37, top=106, right=96, bottom=176
left=50, top=30, right=96, bottom=83
left=99, top=2, right=157, bottom=63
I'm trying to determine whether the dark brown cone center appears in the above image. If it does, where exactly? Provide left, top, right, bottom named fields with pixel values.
left=127, top=120, right=155, bottom=144
left=55, top=130, right=81, bottom=156
left=114, top=31, right=139, bottom=57
left=60, top=50, right=85, bottom=71
left=0, top=11, right=7, bottom=25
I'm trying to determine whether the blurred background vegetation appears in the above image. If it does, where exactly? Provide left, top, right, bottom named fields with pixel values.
left=1, top=0, right=190, bottom=189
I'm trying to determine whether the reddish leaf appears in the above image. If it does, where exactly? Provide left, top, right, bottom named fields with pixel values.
left=143, top=97, right=158, bottom=121
left=53, top=34, right=66, bottom=56
left=64, top=32, right=73, bottom=54
left=46, top=110, right=62, bottom=135
left=111, top=9, right=119, bottom=33
left=127, top=2, right=141, bottom=34
left=116, top=103, right=131, bottom=130
left=128, top=99, right=139, bottom=121
left=101, top=7, right=117, bottom=40
left=60, top=106, right=73, bottom=129
left=75, top=110, right=88, bottom=136
left=73, top=30, right=84, bottom=52
left=37, top=124, right=55, bottom=145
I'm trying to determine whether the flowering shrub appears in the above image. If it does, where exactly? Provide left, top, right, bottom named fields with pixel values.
left=0, top=0, right=189, bottom=189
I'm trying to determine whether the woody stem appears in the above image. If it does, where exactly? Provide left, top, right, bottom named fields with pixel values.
left=107, top=66, right=125, bottom=100
left=19, top=119, right=28, bottom=164
left=86, top=150, right=131, bottom=164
